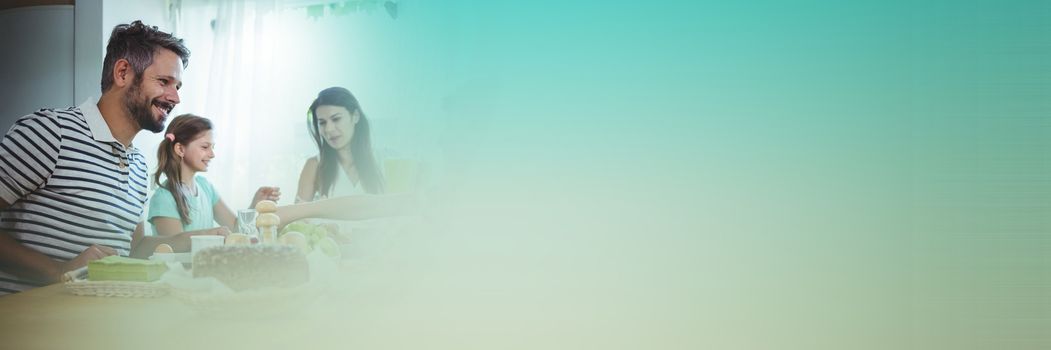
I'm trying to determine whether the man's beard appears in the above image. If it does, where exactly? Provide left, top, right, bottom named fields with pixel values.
left=123, top=81, right=165, bottom=133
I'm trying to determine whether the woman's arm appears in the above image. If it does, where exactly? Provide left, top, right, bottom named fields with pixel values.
left=274, top=194, right=416, bottom=228
left=295, top=157, right=319, bottom=203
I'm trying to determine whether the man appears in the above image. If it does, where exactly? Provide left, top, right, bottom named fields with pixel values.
left=0, top=21, right=205, bottom=294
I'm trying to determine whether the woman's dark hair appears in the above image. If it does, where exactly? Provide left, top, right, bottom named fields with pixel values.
left=308, top=87, right=384, bottom=196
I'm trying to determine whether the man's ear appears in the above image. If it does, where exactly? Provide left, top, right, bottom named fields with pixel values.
left=112, top=59, right=135, bottom=88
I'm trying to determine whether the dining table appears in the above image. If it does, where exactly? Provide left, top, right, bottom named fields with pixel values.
left=0, top=224, right=450, bottom=350
left=0, top=219, right=678, bottom=350
left=0, top=264, right=386, bottom=349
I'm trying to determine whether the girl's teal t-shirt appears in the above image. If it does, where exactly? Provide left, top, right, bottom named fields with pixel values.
left=147, top=176, right=220, bottom=235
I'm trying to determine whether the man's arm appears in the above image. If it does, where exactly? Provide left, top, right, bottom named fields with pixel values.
left=0, top=112, right=122, bottom=284
left=0, top=199, right=115, bottom=284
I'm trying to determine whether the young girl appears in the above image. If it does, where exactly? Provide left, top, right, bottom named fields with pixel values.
left=297, top=87, right=384, bottom=203
left=148, top=114, right=279, bottom=236
left=149, top=114, right=415, bottom=238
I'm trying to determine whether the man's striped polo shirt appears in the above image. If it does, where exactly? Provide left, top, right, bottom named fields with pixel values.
left=0, top=98, right=148, bottom=294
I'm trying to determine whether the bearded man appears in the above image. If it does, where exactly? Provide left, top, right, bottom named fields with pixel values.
left=0, top=21, right=217, bottom=294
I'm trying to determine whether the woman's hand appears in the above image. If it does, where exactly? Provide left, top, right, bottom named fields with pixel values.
left=250, top=186, right=281, bottom=209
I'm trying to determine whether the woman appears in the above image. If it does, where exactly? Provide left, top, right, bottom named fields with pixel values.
left=297, top=87, right=385, bottom=203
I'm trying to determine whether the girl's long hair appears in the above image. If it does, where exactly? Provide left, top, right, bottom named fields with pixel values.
left=153, top=114, right=212, bottom=225
left=307, top=87, right=384, bottom=197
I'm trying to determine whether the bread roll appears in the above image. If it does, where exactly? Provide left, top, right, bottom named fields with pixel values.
left=225, top=233, right=251, bottom=245
left=255, top=200, right=278, bottom=213
left=256, top=213, right=280, bottom=227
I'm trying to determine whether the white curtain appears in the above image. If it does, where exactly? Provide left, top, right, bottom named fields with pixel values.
left=173, top=0, right=325, bottom=210
left=162, top=0, right=439, bottom=213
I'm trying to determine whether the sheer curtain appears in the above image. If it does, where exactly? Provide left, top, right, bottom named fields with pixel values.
left=165, top=0, right=441, bottom=213
left=174, top=0, right=337, bottom=210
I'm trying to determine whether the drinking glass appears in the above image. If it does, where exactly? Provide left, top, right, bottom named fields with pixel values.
left=237, top=209, right=258, bottom=237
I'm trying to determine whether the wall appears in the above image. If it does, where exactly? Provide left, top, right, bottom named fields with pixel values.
left=0, top=5, right=75, bottom=132
left=0, top=0, right=167, bottom=132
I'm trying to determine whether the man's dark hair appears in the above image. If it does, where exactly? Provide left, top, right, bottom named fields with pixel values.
left=100, top=20, right=190, bottom=92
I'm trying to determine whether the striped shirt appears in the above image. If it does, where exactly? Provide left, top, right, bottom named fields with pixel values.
left=0, top=98, right=148, bottom=294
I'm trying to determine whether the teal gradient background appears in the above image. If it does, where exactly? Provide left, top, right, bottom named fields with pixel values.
left=0, top=1, right=1046, bottom=349
left=286, top=1, right=1051, bottom=348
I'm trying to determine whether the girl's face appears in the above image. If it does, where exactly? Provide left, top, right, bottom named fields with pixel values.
left=314, top=105, right=358, bottom=151
left=176, top=130, right=215, bottom=173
